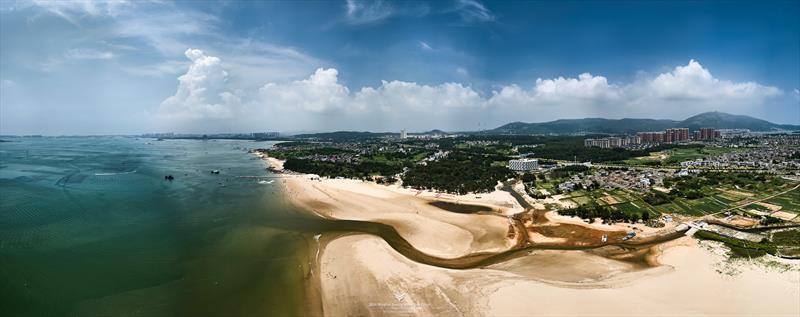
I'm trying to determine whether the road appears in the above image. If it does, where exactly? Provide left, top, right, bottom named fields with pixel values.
left=709, top=182, right=800, bottom=217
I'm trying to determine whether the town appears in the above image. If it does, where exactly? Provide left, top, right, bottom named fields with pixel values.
left=251, top=128, right=800, bottom=259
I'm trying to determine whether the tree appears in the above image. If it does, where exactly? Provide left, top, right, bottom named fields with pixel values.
left=521, top=173, right=536, bottom=183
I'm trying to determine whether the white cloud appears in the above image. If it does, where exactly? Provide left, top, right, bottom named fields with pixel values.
left=355, top=80, right=482, bottom=113
left=122, top=60, right=188, bottom=77
left=158, top=49, right=238, bottom=122
left=455, top=0, right=495, bottom=22
left=259, top=68, right=351, bottom=113
left=64, top=48, right=114, bottom=60
left=158, top=55, right=786, bottom=131
left=419, top=41, right=433, bottom=50
left=645, top=59, right=782, bottom=100
left=30, top=0, right=132, bottom=24
left=39, top=47, right=115, bottom=71
left=533, top=73, right=619, bottom=100
left=345, top=0, right=393, bottom=24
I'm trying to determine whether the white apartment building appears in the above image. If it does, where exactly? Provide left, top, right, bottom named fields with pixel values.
left=509, top=158, right=539, bottom=171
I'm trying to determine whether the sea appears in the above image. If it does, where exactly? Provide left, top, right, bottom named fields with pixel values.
left=0, top=137, right=316, bottom=316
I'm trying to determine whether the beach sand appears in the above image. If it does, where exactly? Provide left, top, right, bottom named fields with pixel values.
left=264, top=156, right=800, bottom=316
left=321, top=234, right=800, bottom=316
left=284, top=176, right=513, bottom=258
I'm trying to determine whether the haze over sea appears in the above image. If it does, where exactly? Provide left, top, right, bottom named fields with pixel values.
left=0, top=137, right=313, bottom=316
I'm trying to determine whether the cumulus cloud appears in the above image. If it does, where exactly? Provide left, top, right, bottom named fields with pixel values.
left=158, top=49, right=239, bottom=122
left=259, top=68, right=351, bottom=113
left=645, top=59, right=782, bottom=100
left=158, top=54, right=786, bottom=132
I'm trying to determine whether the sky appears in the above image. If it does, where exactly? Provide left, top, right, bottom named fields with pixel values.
left=1, top=0, right=798, bottom=135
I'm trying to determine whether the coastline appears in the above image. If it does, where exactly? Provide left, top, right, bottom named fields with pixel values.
left=261, top=155, right=800, bottom=316
left=319, top=234, right=800, bottom=316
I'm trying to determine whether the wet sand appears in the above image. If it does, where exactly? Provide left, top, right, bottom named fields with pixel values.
left=321, top=234, right=800, bottom=316
left=263, top=155, right=800, bottom=316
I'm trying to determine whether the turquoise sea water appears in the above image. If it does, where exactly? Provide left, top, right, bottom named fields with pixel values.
left=0, top=137, right=316, bottom=316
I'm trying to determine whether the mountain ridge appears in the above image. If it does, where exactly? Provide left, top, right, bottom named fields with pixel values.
left=488, top=111, right=799, bottom=134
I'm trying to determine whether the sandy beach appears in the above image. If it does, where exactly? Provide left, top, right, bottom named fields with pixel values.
left=263, top=156, right=800, bottom=316
left=320, top=234, right=800, bottom=316
left=284, top=176, right=514, bottom=258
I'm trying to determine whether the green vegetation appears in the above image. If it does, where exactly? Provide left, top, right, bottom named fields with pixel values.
left=559, top=203, right=654, bottom=223
left=694, top=230, right=776, bottom=258
left=771, top=229, right=800, bottom=246
left=765, top=187, right=800, bottom=213
left=403, top=152, right=513, bottom=194
left=284, top=159, right=404, bottom=178
left=268, top=147, right=354, bottom=160
left=662, top=172, right=781, bottom=201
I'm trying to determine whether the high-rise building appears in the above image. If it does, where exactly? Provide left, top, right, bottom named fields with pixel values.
left=584, top=135, right=641, bottom=148
left=663, top=128, right=689, bottom=143
left=638, top=132, right=665, bottom=143
left=699, top=128, right=717, bottom=140
left=400, top=129, right=407, bottom=139
left=677, top=128, right=689, bottom=142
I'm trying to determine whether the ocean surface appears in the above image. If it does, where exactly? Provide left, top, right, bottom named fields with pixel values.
left=0, top=137, right=316, bottom=316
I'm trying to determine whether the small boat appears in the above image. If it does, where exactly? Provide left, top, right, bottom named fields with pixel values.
left=622, top=232, right=636, bottom=241
left=211, top=170, right=220, bottom=174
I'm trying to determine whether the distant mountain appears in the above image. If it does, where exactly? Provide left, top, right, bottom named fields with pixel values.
left=679, top=111, right=800, bottom=131
left=488, top=112, right=800, bottom=135
left=417, top=129, right=450, bottom=135
left=490, top=118, right=678, bottom=134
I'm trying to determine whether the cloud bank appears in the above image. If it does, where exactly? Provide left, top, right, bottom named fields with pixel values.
left=156, top=51, right=785, bottom=132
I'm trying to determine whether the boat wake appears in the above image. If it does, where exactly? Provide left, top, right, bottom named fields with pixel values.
left=94, top=169, right=138, bottom=176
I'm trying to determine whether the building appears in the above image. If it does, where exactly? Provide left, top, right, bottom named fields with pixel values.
left=400, top=129, right=407, bottom=139
left=699, top=128, right=718, bottom=140
left=509, top=158, right=539, bottom=171
left=638, top=131, right=665, bottom=143
left=664, top=128, right=689, bottom=143
left=584, top=136, right=641, bottom=148
left=637, top=128, right=689, bottom=144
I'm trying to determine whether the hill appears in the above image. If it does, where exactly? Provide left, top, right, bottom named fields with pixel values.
left=488, top=112, right=799, bottom=135
left=679, top=111, right=799, bottom=131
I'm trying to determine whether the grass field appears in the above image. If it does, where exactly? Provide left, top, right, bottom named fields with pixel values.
left=570, top=195, right=593, bottom=205
left=611, top=201, right=658, bottom=217
left=552, top=177, right=798, bottom=219
left=686, top=196, right=730, bottom=214
left=625, top=147, right=738, bottom=166
left=765, top=187, right=800, bottom=212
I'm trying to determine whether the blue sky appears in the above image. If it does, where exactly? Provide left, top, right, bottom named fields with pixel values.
left=1, top=0, right=798, bottom=134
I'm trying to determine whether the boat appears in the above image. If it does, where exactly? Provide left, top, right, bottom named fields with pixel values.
left=621, top=232, right=636, bottom=241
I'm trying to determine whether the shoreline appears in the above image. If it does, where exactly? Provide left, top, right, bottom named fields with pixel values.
left=319, top=234, right=800, bottom=316
left=258, top=154, right=800, bottom=316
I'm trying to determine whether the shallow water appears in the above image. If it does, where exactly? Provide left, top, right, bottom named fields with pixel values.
left=0, top=137, right=686, bottom=316
left=0, top=137, right=315, bottom=316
